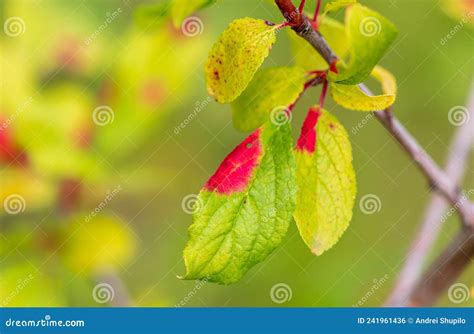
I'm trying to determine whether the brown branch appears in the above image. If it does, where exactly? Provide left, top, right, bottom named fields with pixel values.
left=275, top=0, right=338, bottom=66
left=386, top=82, right=474, bottom=306
left=368, top=104, right=474, bottom=227
left=275, top=0, right=474, bottom=305
left=408, top=226, right=474, bottom=306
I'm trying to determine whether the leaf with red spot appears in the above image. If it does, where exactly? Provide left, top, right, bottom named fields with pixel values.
left=183, top=121, right=296, bottom=284
left=205, top=18, right=279, bottom=103
left=294, top=106, right=356, bottom=255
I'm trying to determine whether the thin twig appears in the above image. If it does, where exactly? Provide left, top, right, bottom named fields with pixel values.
left=386, top=82, right=474, bottom=306
left=275, top=0, right=337, bottom=67
left=274, top=0, right=474, bottom=306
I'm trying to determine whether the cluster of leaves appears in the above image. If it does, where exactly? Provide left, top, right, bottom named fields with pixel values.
left=182, top=0, right=399, bottom=284
left=0, top=0, right=205, bottom=305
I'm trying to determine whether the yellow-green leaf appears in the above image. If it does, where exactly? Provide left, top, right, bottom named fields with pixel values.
left=371, top=65, right=397, bottom=95
left=323, top=0, right=357, bottom=15
left=330, top=66, right=397, bottom=111
left=329, top=4, right=398, bottom=84
left=205, top=18, right=278, bottom=103
left=294, top=106, right=356, bottom=255
left=171, top=0, right=216, bottom=27
left=231, top=67, right=308, bottom=132
left=289, top=16, right=348, bottom=71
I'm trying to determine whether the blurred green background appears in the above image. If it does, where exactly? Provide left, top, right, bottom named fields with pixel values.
left=0, top=0, right=472, bottom=307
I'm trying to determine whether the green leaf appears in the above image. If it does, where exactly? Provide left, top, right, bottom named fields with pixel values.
left=330, top=66, right=397, bottom=111
left=289, top=16, right=348, bottom=71
left=134, top=2, right=171, bottom=29
left=294, top=106, right=356, bottom=255
left=171, top=0, right=216, bottom=27
left=183, top=122, right=296, bottom=284
left=329, top=4, right=398, bottom=85
left=205, top=18, right=278, bottom=103
left=323, top=0, right=357, bottom=15
left=231, top=67, right=308, bottom=132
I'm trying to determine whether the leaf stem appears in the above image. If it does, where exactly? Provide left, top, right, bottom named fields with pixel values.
left=319, top=79, right=328, bottom=108
left=298, top=0, right=306, bottom=13
left=288, top=75, right=325, bottom=112
left=313, top=0, right=322, bottom=24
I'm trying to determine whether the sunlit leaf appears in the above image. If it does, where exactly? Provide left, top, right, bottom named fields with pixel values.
left=294, top=106, right=356, bottom=255
left=183, top=122, right=296, bottom=284
left=289, top=16, right=348, bottom=71
left=330, top=66, right=397, bottom=111
left=205, top=18, right=278, bottom=103
left=231, top=67, right=308, bottom=132
left=329, top=4, right=398, bottom=84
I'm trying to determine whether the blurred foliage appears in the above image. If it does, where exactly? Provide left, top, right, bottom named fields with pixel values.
left=0, top=0, right=472, bottom=307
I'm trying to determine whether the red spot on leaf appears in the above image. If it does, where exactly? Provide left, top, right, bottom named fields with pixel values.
left=0, top=121, right=28, bottom=167
left=141, top=79, right=166, bottom=108
left=295, top=106, right=322, bottom=153
left=204, top=128, right=262, bottom=194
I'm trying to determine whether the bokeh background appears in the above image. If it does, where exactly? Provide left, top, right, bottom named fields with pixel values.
left=0, top=0, right=472, bottom=307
